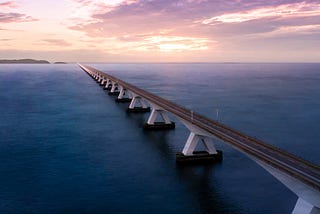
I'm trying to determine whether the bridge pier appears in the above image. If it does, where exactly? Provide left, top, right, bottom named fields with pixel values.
left=115, top=86, right=132, bottom=103
left=176, top=120, right=222, bottom=163
left=108, top=82, right=120, bottom=95
left=126, top=94, right=150, bottom=113
left=99, top=77, right=105, bottom=84
left=143, top=104, right=175, bottom=130
left=104, top=79, right=112, bottom=90
left=255, top=159, right=320, bottom=214
left=96, top=75, right=102, bottom=82
left=292, top=198, right=320, bottom=214
left=100, top=78, right=107, bottom=86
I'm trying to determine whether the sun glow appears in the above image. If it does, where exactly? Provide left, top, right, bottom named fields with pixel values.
left=145, top=36, right=211, bottom=52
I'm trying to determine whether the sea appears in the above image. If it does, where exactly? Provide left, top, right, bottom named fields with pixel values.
left=0, top=63, right=319, bottom=213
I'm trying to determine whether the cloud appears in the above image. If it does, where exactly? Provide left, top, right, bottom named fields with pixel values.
left=69, top=0, right=227, bottom=37
left=115, top=34, right=214, bottom=52
left=202, top=2, right=320, bottom=24
left=0, top=12, right=37, bottom=23
left=68, top=0, right=225, bottom=52
left=41, top=39, right=72, bottom=46
left=69, top=1, right=320, bottom=39
left=69, top=0, right=138, bottom=25
left=63, top=0, right=320, bottom=60
left=0, top=38, right=12, bottom=41
left=0, top=1, right=18, bottom=8
left=0, top=1, right=37, bottom=23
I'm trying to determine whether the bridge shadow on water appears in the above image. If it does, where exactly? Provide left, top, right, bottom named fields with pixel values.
left=115, top=101, right=242, bottom=214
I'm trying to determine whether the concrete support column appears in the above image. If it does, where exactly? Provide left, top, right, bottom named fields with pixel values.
left=127, top=94, right=150, bottom=113
left=98, top=76, right=104, bottom=83
left=108, top=82, right=120, bottom=95
left=147, top=108, right=171, bottom=124
left=292, top=198, right=320, bottom=214
left=116, top=87, right=132, bottom=103
left=182, top=132, right=217, bottom=156
left=104, top=79, right=112, bottom=90
left=96, top=76, right=100, bottom=82
left=100, top=78, right=107, bottom=86
left=176, top=120, right=222, bottom=163
left=255, top=161, right=320, bottom=214
left=110, top=82, right=118, bottom=92
left=143, top=104, right=175, bottom=130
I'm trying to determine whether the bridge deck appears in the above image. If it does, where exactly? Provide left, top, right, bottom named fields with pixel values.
left=79, top=64, right=320, bottom=192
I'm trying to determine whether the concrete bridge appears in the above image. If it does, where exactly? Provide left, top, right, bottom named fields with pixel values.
left=79, top=64, right=320, bottom=214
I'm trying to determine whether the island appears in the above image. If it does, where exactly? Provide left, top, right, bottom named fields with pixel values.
left=0, top=59, right=50, bottom=64
left=54, top=62, right=67, bottom=64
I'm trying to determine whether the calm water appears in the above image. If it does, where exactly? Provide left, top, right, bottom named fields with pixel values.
left=0, top=63, right=319, bottom=213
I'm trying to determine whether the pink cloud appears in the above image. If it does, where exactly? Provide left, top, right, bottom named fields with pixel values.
left=0, top=1, right=18, bottom=9
left=66, top=0, right=320, bottom=56
left=41, top=39, right=72, bottom=46
left=69, top=0, right=320, bottom=37
left=202, top=2, right=320, bottom=24
left=0, top=1, right=37, bottom=24
left=0, top=12, right=37, bottom=23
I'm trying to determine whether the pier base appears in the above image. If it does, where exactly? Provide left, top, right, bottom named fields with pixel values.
left=116, top=87, right=133, bottom=103
left=143, top=122, right=175, bottom=130
left=115, top=98, right=132, bottom=103
left=176, top=150, right=223, bottom=163
left=126, top=107, right=151, bottom=113
left=108, top=91, right=120, bottom=96
left=104, top=86, right=112, bottom=90
left=143, top=107, right=175, bottom=130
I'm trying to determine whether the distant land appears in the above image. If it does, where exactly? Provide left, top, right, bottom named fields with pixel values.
left=0, top=59, right=67, bottom=64
left=0, top=59, right=50, bottom=64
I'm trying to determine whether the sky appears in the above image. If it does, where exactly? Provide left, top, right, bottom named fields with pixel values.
left=0, top=0, right=319, bottom=62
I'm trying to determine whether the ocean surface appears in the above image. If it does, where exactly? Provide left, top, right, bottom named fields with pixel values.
left=0, top=63, right=319, bottom=213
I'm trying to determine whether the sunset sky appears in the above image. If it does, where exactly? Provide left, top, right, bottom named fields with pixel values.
left=0, top=0, right=319, bottom=62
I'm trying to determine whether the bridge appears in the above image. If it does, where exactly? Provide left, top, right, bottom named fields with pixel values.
left=79, top=64, right=320, bottom=214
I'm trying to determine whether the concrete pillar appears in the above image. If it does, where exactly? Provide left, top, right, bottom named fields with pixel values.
left=182, top=132, right=217, bottom=156
left=176, top=120, right=222, bottom=163
left=108, top=82, right=120, bottom=95
left=127, top=95, right=150, bottom=112
left=292, top=198, right=320, bottom=214
left=143, top=103, right=175, bottom=130
left=116, top=87, right=132, bottom=103
left=104, top=79, right=112, bottom=90
left=100, top=78, right=107, bottom=86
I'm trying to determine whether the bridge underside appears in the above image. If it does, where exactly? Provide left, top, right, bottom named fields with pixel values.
left=256, top=160, right=320, bottom=214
